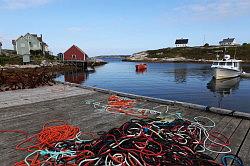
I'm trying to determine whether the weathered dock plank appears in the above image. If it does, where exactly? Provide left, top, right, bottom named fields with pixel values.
left=209, top=118, right=242, bottom=158
left=0, top=84, right=94, bottom=108
left=216, top=119, right=250, bottom=164
left=1, top=84, right=250, bottom=165
left=238, top=126, right=250, bottom=165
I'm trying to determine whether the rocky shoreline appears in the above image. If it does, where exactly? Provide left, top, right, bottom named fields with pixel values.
left=123, top=56, right=250, bottom=64
left=122, top=57, right=214, bottom=63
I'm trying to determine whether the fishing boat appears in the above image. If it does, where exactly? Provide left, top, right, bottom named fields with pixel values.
left=211, top=54, right=242, bottom=79
left=135, top=63, right=147, bottom=70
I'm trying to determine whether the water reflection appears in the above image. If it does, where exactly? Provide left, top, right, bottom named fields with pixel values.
left=64, top=70, right=89, bottom=84
left=174, top=64, right=187, bottom=83
left=136, top=68, right=147, bottom=74
left=207, top=77, right=240, bottom=107
left=54, top=59, right=250, bottom=112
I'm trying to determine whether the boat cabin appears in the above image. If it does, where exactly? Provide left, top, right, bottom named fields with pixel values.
left=211, top=55, right=241, bottom=71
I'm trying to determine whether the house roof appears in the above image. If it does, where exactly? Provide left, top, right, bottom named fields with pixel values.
left=175, top=39, right=188, bottom=44
left=25, top=33, right=43, bottom=42
left=14, top=33, right=47, bottom=47
left=16, top=35, right=28, bottom=42
left=220, top=38, right=235, bottom=43
left=65, top=45, right=89, bottom=57
left=31, top=34, right=38, bottom=37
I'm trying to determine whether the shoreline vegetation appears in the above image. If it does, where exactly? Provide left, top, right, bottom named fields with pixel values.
left=0, top=65, right=78, bottom=91
left=123, top=44, right=250, bottom=63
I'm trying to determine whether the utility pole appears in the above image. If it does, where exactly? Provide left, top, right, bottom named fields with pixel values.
left=203, top=34, right=206, bottom=46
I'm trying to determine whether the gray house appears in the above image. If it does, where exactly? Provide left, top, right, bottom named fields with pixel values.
left=219, top=38, right=238, bottom=46
left=13, top=33, right=49, bottom=56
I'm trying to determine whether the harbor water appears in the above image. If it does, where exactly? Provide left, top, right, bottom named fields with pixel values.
left=56, top=58, right=250, bottom=113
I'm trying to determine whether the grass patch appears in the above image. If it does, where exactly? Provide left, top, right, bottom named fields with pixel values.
left=146, top=44, right=250, bottom=60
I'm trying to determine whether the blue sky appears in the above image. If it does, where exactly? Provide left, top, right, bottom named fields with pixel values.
left=0, top=0, right=250, bottom=56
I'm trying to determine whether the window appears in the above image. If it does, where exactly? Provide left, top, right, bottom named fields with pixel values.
left=29, top=42, right=33, bottom=47
left=72, top=55, right=77, bottom=59
left=234, top=62, right=238, bottom=67
left=213, top=62, right=218, bottom=65
left=227, top=62, right=232, bottom=66
left=219, top=62, right=225, bottom=65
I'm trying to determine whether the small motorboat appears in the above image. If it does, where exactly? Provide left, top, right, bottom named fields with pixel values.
left=135, top=63, right=147, bottom=70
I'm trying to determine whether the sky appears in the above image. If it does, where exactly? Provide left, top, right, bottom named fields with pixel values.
left=0, top=0, right=250, bottom=57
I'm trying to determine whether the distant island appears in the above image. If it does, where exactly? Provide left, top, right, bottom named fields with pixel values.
left=123, top=44, right=250, bottom=63
left=94, top=55, right=131, bottom=59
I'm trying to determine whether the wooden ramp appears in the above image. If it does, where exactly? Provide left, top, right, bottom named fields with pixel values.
left=0, top=84, right=250, bottom=165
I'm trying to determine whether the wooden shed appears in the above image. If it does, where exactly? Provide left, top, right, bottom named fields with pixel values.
left=64, top=45, right=88, bottom=61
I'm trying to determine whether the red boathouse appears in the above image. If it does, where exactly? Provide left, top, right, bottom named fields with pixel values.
left=64, top=45, right=88, bottom=61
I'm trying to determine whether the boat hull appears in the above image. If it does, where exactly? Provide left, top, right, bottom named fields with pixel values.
left=213, top=68, right=241, bottom=79
left=135, top=64, right=147, bottom=70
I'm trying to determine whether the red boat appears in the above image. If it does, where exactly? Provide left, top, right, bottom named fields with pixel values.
left=135, top=64, right=147, bottom=70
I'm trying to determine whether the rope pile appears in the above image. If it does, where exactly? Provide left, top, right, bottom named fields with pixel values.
left=1, top=95, right=244, bottom=166
left=12, top=121, right=80, bottom=165
left=85, top=95, right=161, bottom=119
left=2, top=118, right=243, bottom=166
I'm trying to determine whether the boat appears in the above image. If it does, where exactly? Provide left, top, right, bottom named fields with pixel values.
left=86, top=67, right=95, bottom=73
left=211, top=54, right=242, bottom=79
left=136, top=67, right=147, bottom=74
left=241, top=71, right=250, bottom=78
left=135, top=64, right=147, bottom=70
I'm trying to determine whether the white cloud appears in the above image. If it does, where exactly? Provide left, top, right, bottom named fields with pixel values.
left=66, top=27, right=83, bottom=32
left=0, top=0, right=53, bottom=10
left=175, top=0, right=250, bottom=19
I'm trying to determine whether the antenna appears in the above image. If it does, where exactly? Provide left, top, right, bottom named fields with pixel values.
left=234, top=47, right=237, bottom=59
left=203, top=34, right=205, bottom=46
left=215, top=50, right=223, bottom=60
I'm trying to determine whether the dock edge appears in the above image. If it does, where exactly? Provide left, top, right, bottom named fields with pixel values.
left=56, top=81, right=250, bottom=120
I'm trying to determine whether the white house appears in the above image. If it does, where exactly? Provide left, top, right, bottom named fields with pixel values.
left=175, top=38, right=188, bottom=47
left=13, top=33, right=49, bottom=56
left=219, top=38, right=238, bottom=46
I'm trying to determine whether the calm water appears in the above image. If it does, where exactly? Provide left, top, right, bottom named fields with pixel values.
left=56, top=58, right=250, bottom=113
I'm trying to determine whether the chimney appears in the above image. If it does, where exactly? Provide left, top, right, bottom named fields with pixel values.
left=12, top=40, right=16, bottom=51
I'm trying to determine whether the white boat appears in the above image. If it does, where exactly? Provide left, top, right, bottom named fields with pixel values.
left=211, top=54, right=242, bottom=79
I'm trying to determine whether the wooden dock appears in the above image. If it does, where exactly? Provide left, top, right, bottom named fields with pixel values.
left=0, top=84, right=250, bottom=165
